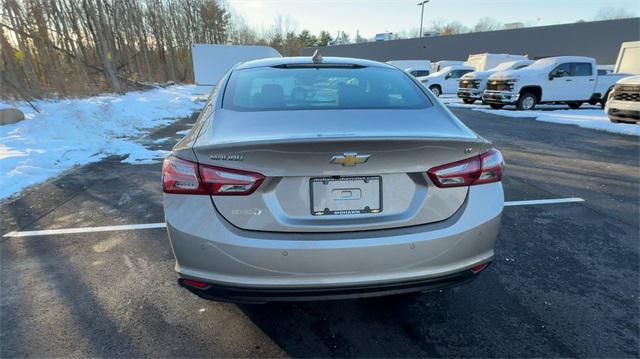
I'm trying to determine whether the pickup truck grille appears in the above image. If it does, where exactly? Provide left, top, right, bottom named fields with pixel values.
left=459, top=80, right=480, bottom=89
left=614, top=85, right=640, bottom=102
left=486, top=80, right=513, bottom=92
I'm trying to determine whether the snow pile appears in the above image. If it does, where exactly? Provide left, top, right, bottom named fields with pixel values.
left=474, top=107, right=639, bottom=136
left=0, top=85, right=210, bottom=199
left=441, top=96, right=486, bottom=109
left=439, top=95, right=639, bottom=137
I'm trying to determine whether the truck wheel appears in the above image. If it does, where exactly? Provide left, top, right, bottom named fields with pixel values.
left=489, top=103, right=504, bottom=109
left=429, top=85, right=441, bottom=97
left=600, top=91, right=610, bottom=109
left=517, top=92, right=537, bottom=110
left=567, top=101, right=583, bottom=109
left=462, top=99, right=475, bottom=104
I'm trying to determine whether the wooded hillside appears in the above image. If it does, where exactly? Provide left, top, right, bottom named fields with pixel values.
left=1, top=0, right=235, bottom=99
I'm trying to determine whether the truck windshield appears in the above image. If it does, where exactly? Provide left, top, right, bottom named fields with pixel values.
left=491, top=61, right=518, bottom=71
left=527, top=58, right=560, bottom=69
left=223, top=66, right=432, bottom=111
left=466, top=58, right=483, bottom=71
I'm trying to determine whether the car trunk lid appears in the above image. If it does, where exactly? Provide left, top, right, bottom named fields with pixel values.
left=193, top=108, right=488, bottom=232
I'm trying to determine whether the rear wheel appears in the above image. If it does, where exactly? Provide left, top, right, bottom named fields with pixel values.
left=516, top=92, right=537, bottom=111
left=567, top=101, right=583, bottom=109
left=489, top=103, right=504, bottom=110
left=429, top=85, right=441, bottom=97
left=462, top=99, right=475, bottom=104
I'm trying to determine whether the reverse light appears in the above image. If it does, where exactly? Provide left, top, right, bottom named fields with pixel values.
left=162, top=156, right=264, bottom=195
left=427, top=149, right=504, bottom=188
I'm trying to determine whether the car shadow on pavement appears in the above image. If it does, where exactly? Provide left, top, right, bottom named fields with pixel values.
left=1, top=220, right=146, bottom=357
left=235, top=267, right=576, bottom=358
left=238, top=292, right=442, bottom=357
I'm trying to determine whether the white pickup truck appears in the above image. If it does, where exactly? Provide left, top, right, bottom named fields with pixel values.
left=431, top=60, right=465, bottom=72
left=605, top=76, right=640, bottom=124
left=386, top=60, right=432, bottom=78
left=605, top=41, right=640, bottom=124
left=482, top=56, right=627, bottom=110
left=458, top=59, right=533, bottom=104
left=418, top=65, right=475, bottom=96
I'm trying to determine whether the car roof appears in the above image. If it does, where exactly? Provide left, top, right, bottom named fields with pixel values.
left=439, top=65, right=475, bottom=71
left=539, top=56, right=596, bottom=63
left=234, top=56, right=396, bottom=70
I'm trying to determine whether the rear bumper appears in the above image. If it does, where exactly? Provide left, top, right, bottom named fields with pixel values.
left=457, top=88, right=483, bottom=100
left=163, top=183, right=503, bottom=301
left=179, top=266, right=484, bottom=303
left=482, top=91, right=519, bottom=104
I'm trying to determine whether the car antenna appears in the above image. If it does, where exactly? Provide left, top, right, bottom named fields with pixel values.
left=312, top=49, right=323, bottom=63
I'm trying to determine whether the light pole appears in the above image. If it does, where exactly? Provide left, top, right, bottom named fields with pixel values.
left=417, top=0, right=430, bottom=37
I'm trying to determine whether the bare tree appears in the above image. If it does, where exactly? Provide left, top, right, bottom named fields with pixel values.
left=440, top=21, right=469, bottom=35
left=473, top=17, right=502, bottom=32
left=0, top=0, right=234, bottom=99
left=426, top=19, right=468, bottom=35
left=594, top=6, right=636, bottom=20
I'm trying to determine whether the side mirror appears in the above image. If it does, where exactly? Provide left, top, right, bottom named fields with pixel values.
left=445, top=73, right=452, bottom=80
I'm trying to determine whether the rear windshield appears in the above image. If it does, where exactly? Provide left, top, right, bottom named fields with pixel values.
left=222, top=66, right=432, bottom=111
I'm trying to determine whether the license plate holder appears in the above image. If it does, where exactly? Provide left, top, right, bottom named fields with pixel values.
left=310, top=176, right=382, bottom=216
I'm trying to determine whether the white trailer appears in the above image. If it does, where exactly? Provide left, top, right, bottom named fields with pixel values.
left=614, top=41, right=640, bottom=74
left=465, top=53, right=529, bottom=71
left=191, top=44, right=281, bottom=86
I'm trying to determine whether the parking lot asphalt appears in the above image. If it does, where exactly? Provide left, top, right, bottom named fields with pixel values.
left=1, top=107, right=638, bottom=358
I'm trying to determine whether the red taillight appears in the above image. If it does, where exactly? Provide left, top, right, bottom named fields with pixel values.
left=475, top=149, right=504, bottom=185
left=427, top=149, right=504, bottom=188
left=182, top=279, right=210, bottom=289
left=162, top=156, right=264, bottom=195
left=470, top=262, right=490, bottom=274
left=199, top=164, right=264, bottom=196
left=162, top=156, right=206, bottom=194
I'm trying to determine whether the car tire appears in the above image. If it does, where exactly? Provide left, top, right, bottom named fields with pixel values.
left=429, top=85, right=441, bottom=97
left=462, top=99, right=475, bottom=104
left=516, top=92, right=537, bottom=111
left=567, top=101, right=583, bottom=109
left=489, top=103, right=504, bottom=110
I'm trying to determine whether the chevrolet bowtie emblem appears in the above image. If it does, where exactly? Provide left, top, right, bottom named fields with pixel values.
left=330, top=153, right=370, bottom=166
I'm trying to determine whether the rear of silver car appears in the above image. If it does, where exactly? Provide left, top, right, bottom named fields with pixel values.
left=162, top=57, right=503, bottom=302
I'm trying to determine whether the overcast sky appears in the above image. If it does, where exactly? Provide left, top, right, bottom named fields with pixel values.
left=225, top=0, right=639, bottom=38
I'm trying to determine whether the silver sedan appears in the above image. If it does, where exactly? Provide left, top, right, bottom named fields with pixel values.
left=162, top=56, right=504, bottom=303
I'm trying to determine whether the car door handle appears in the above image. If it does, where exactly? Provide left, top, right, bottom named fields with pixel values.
left=589, top=79, right=595, bottom=81
left=565, top=79, right=572, bottom=82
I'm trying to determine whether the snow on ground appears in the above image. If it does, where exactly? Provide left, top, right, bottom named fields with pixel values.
left=0, top=85, right=211, bottom=199
left=440, top=95, right=640, bottom=137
